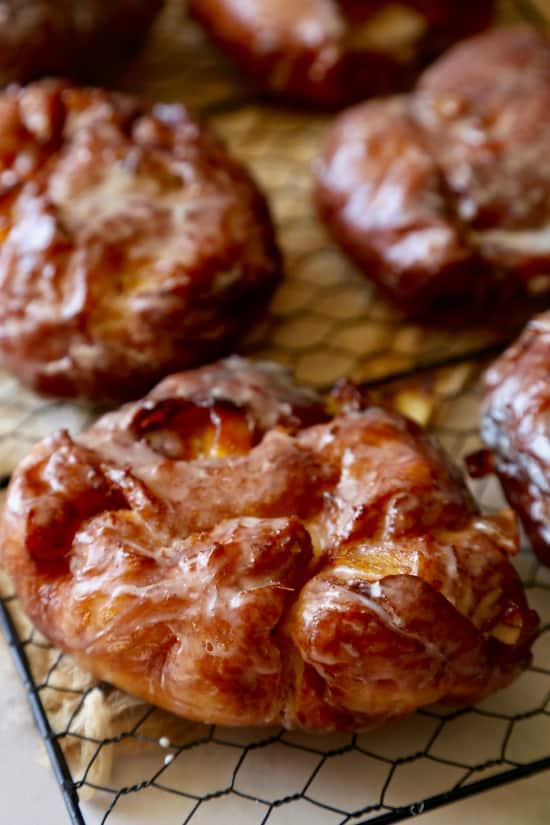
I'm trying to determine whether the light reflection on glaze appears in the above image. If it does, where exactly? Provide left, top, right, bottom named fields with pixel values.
left=481, top=312, right=550, bottom=565
left=316, top=26, right=550, bottom=315
left=1, top=358, right=539, bottom=731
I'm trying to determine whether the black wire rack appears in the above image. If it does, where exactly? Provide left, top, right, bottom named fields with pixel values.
left=1, top=365, right=549, bottom=825
left=1, top=1, right=549, bottom=823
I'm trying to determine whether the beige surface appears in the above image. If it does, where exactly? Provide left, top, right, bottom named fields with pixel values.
left=1, top=367, right=549, bottom=823
left=0, top=1, right=549, bottom=823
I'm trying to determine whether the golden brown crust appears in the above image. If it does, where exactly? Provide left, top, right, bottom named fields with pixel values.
left=1, top=357, right=538, bottom=730
left=189, top=0, right=495, bottom=108
left=315, top=25, right=550, bottom=315
left=476, top=312, right=550, bottom=566
left=0, top=81, right=281, bottom=401
left=0, top=0, right=164, bottom=85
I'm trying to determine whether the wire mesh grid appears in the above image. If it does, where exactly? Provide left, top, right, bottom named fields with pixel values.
left=1, top=365, right=549, bottom=825
left=0, top=1, right=549, bottom=823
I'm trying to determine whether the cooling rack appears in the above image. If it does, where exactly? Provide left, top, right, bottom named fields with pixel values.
left=2, top=364, right=549, bottom=825
left=1, top=1, right=549, bottom=824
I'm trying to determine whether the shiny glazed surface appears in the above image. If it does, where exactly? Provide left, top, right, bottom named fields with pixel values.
left=316, top=26, right=550, bottom=314
left=1, top=358, right=538, bottom=730
left=480, top=312, right=550, bottom=566
left=189, top=0, right=495, bottom=107
left=0, top=81, right=281, bottom=401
